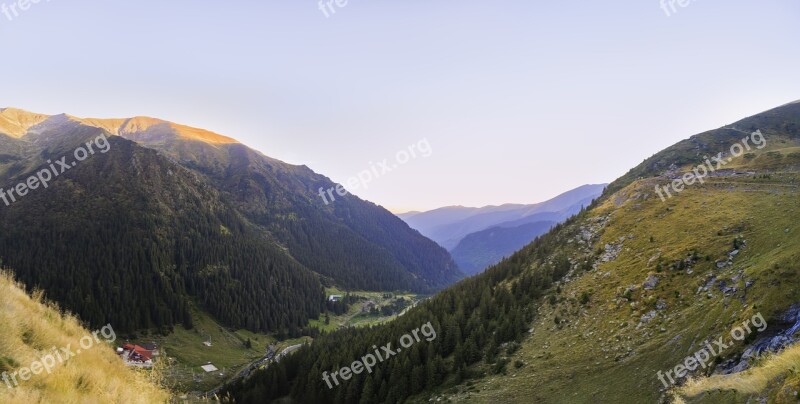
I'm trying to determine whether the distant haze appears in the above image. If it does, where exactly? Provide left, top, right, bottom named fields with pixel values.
left=1, top=0, right=798, bottom=211
left=399, top=184, right=606, bottom=249
left=399, top=184, right=606, bottom=274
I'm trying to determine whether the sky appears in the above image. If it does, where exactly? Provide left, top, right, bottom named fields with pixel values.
left=1, top=0, right=799, bottom=212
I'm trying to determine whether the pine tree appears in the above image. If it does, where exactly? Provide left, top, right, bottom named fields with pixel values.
left=359, top=375, right=376, bottom=404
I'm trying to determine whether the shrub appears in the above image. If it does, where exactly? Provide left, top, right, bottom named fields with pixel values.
left=493, top=358, right=509, bottom=375
left=0, top=356, right=19, bottom=372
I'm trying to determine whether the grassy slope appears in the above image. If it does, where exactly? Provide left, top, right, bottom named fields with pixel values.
left=421, top=131, right=800, bottom=402
left=0, top=271, right=170, bottom=403
left=128, top=305, right=315, bottom=394
left=134, top=306, right=279, bottom=393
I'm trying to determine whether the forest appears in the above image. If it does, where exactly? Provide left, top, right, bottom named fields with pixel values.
left=225, top=208, right=594, bottom=403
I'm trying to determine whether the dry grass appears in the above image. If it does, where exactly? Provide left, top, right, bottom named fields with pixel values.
left=0, top=270, right=170, bottom=403
left=675, top=344, right=800, bottom=400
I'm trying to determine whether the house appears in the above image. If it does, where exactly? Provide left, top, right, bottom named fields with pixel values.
left=139, top=342, right=160, bottom=356
left=361, top=300, right=377, bottom=313
left=328, top=295, right=343, bottom=302
left=120, top=344, right=154, bottom=368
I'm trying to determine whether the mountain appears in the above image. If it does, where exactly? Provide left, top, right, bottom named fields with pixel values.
left=399, top=184, right=606, bottom=250
left=399, top=184, right=605, bottom=274
left=449, top=221, right=556, bottom=275
left=227, top=100, right=800, bottom=404
left=0, top=269, right=169, bottom=403
left=0, top=108, right=462, bottom=334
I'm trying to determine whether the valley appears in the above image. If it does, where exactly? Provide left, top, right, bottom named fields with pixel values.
left=227, top=101, right=800, bottom=404
left=117, top=289, right=422, bottom=396
left=2, top=2, right=797, bottom=402
left=400, top=184, right=605, bottom=275
left=4, top=102, right=800, bottom=403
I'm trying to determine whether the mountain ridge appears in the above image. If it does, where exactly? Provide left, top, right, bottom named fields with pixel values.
left=0, top=107, right=462, bottom=334
left=0, top=108, right=240, bottom=145
left=400, top=184, right=606, bottom=250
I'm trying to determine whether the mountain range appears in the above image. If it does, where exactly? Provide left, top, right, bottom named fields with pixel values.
left=230, top=100, right=800, bottom=403
left=0, top=108, right=463, bottom=333
left=399, top=184, right=605, bottom=274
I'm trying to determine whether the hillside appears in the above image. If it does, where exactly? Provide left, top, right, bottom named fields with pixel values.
left=0, top=109, right=461, bottom=334
left=227, top=100, right=800, bottom=403
left=0, top=270, right=169, bottom=403
left=450, top=221, right=556, bottom=275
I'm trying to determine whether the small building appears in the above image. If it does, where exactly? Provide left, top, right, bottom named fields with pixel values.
left=120, top=344, right=154, bottom=368
left=362, top=300, right=377, bottom=313
left=139, top=342, right=160, bottom=356
left=201, top=364, right=219, bottom=373
left=328, top=295, right=343, bottom=302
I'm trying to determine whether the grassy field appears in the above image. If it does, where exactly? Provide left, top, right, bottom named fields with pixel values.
left=308, top=288, right=422, bottom=333
left=416, top=139, right=800, bottom=403
left=125, top=305, right=311, bottom=394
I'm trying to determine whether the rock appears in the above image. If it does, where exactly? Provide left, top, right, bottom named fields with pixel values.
left=656, top=299, right=668, bottom=311
left=640, top=310, right=657, bottom=323
left=643, top=275, right=659, bottom=290
left=601, top=243, right=623, bottom=262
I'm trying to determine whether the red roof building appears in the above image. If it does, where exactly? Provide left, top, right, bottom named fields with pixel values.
left=122, top=344, right=153, bottom=363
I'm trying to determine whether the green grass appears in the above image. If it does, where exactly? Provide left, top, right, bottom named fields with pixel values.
left=144, top=289, right=420, bottom=393
left=418, top=160, right=800, bottom=403
left=127, top=306, right=275, bottom=393
left=309, top=288, right=422, bottom=332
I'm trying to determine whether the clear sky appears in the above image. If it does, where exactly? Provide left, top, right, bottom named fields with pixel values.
left=1, top=0, right=798, bottom=212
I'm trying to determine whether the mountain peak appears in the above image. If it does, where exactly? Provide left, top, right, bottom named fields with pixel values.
left=74, top=115, right=239, bottom=145
left=0, top=107, right=239, bottom=145
left=0, top=107, right=52, bottom=138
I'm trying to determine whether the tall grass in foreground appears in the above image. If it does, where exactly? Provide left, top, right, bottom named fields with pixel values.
left=675, top=345, right=800, bottom=401
left=0, top=270, right=170, bottom=403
